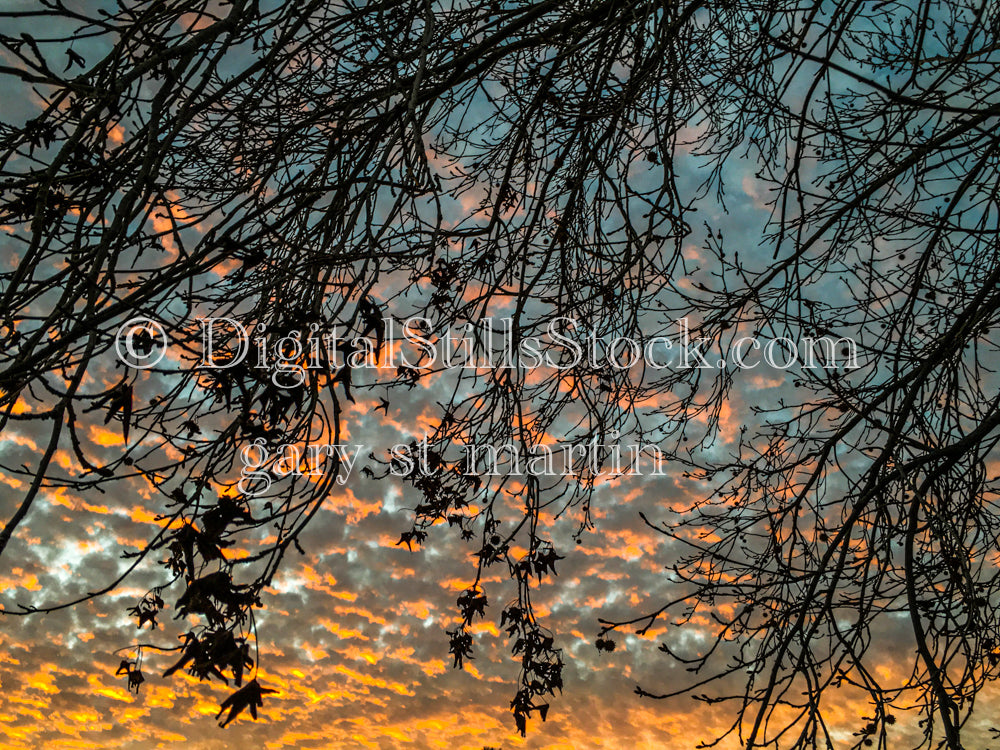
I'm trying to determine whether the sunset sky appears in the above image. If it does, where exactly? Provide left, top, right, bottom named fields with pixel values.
left=3, top=1, right=1000, bottom=748
left=4, top=313, right=996, bottom=748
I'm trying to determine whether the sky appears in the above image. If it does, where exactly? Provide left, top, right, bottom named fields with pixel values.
left=2, top=1, right=1000, bottom=749
left=4, top=274, right=996, bottom=749
left=7, top=390, right=991, bottom=750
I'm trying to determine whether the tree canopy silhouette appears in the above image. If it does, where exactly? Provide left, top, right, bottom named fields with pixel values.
left=2, top=0, right=1000, bottom=748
